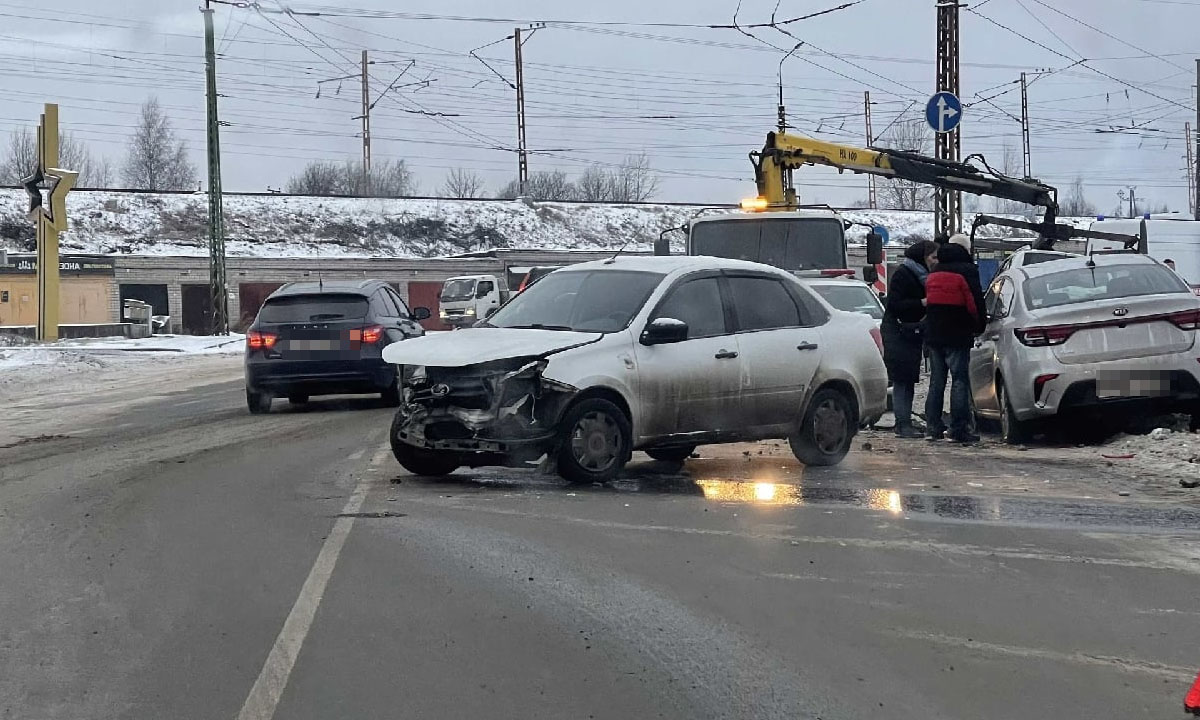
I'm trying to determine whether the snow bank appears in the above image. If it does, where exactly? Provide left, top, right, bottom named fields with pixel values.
left=0, top=188, right=1092, bottom=259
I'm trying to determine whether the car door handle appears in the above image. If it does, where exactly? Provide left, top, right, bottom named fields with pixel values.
left=796, top=342, right=819, bottom=351
left=714, top=350, right=738, bottom=360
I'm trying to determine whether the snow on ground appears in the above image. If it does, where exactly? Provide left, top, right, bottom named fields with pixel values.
left=0, top=188, right=1092, bottom=259
left=0, top=332, right=244, bottom=398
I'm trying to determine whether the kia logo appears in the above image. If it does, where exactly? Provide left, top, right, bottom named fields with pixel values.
left=1113, top=307, right=1129, bottom=316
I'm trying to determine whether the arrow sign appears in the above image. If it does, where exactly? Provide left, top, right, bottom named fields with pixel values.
left=925, top=91, right=962, bottom=134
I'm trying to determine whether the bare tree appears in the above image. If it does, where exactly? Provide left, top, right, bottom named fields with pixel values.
left=496, top=170, right=576, bottom=201
left=608, top=153, right=660, bottom=202
left=2, top=127, right=113, bottom=187
left=343, top=158, right=415, bottom=197
left=875, top=118, right=933, bottom=210
left=440, top=167, right=485, bottom=198
left=285, top=160, right=343, bottom=195
left=122, top=97, right=197, bottom=190
left=1059, top=176, right=1097, bottom=217
left=576, top=165, right=611, bottom=202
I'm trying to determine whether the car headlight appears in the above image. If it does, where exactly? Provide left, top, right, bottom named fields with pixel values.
left=439, top=310, right=448, bottom=318
left=465, top=307, right=476, bottom=315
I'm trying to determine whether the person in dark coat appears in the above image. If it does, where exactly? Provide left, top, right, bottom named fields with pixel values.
left=923, top=237, right=986, bottom=443
left=881, top=239, right=939, bottom=438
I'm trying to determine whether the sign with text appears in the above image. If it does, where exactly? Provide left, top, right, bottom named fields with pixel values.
left=0, top=254, right=115, bottom=276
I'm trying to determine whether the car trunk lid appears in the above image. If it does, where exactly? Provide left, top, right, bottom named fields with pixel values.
left=1021, top=295, right=1199, bottom=364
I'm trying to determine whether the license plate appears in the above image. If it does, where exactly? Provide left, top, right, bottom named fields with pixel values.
left=1096, top=370, right=1170, bottom=398
left=289, top=339, right=335, bottom=351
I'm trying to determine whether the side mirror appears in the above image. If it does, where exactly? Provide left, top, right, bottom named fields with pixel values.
left=866, top=231, right=884, bottom=266
left=654, top=236, right=670, bottom=256
left=412, top=306, right=432, bottom=321
left=862, top=266, right=879, bottom=284
left=640, top=317, right=688, bottom=345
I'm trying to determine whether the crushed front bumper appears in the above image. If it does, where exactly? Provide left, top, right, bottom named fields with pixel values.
left=392, top=358, right=577, bottom=461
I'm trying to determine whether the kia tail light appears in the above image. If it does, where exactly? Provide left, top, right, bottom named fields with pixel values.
left=1167, top=309, right=1200, bottom=331
left=1014, top=326, right=1074, bottom=347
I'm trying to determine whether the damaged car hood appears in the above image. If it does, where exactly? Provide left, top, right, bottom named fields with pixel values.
left=382, top=327, right=603, bottom=367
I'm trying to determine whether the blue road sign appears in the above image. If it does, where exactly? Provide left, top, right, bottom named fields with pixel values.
left=925, top=91, right=962, bottom=134
left=872, top=225, right=889, bottom=245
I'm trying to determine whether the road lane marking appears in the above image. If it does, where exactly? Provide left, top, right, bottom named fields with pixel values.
left=236, top=441, right=388, bottom=720
left=888, top=628, right=1196, bottom=681
left=397, top=497, right=1195, bottom=571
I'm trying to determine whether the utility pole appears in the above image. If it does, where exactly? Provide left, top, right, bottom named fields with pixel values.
left=361, top=50, right=371, bottom=195
left=202, top=0, right=228, bottom=335
left=1020, top=72, right=1032, bottom=178
left=934, top=0, right=962, bottom=238
left=1129, top=186, right=1138, bottom=218
left=1195, top=58, right=1199, bottom=220
left=514, top=27, right=529, bottom=196
left=864, top=90, right=877, bottom=209
left=1186, top=122, right=1195, bottom=217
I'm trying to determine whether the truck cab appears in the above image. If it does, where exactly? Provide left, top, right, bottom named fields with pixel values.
left=1086, top=216, right=1200, bottom=293
left=438, top=274, right=507, bottom=328
left=655, top=208, right=883, bottom=284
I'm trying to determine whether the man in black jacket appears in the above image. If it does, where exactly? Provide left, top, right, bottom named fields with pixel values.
left=881, top=240, right=939, bottom=438
left=923, top=237, right=986, bottom=443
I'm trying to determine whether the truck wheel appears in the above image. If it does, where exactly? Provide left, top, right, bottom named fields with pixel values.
left=390, top=412, right=459, bottom=476
left=247, top=388, right=272, bottom=415
left=645, top=446, right=696, bottom=463
left=556, top=398, right=632, bottom=484
left=789, top=388, right=856, bottom=466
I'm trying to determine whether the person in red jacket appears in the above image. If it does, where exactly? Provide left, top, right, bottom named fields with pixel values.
left=923, top=239, right=985, bottom=443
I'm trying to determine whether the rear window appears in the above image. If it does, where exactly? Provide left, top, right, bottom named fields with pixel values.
left=810, top=284, right=884, bottom=319
left=258, top=294, right=368, bottom=323
left=1023, top=264, right=1188, bottom=310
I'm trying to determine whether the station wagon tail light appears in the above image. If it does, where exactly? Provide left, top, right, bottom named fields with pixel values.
left=247, top=330, right=277, bottom=350
left=1167, top=309, right=1200, bottom=330
left=361, top=325, right=385, bottom=344
left=869, top=327, right=884, bottom=356
left=1015, top=326, right=1074, bottom=347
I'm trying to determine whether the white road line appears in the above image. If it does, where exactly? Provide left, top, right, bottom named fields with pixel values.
left=235, top=440, right=388, bottom=720
left=888, top=628, right=1196, bottom=681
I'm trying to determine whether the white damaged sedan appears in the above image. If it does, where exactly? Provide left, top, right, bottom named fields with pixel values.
left=383, top=255, right=888, bottom=483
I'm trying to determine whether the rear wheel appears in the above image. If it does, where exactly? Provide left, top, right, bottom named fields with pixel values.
left=645, top=445, right=696, bottom=463
left=998, top=382, right=1031, bottom=445
left=789, top=387, right=856, bottom=466
left=390, top=412, right=459, bottom=476
left=287, top=394, right=309, bottom=405
left=246, top=388, right=272, bottom=415
left=556, top=398, right=631, bottom=484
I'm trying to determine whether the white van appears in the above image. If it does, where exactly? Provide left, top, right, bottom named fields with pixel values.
left=1086, top=216, right=1200, bottom=290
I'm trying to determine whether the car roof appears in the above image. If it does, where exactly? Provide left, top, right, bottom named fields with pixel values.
left=556, top=254, right=791, bottom=277
left=268, top=279, right=390, bottom=298
left=1017, top=251, right=1160, bottom=279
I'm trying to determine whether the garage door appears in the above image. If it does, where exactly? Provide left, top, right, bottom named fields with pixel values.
left=406, top=281, right=448, bottom=331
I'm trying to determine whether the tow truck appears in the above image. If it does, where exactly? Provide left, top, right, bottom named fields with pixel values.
left=656, top=131, right=1142, bottom=279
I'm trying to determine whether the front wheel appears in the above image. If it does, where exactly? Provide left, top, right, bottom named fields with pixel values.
left=645, top=445, right=696, bottom=463
left=789, top=388, right=856, bottom=466
left=556, top=398, right=632, bottom=484
left=998, top=382, right=1030, bottom=445
left=246, top=388, right=272, bottom=414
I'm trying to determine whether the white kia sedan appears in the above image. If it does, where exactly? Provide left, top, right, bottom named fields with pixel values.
left=382, top=256, right=888, bottom=483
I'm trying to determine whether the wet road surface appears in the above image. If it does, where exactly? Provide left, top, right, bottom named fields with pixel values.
left=1, top=369, right=1198, bottom=719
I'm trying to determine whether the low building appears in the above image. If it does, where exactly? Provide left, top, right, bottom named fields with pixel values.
left=0, top=255, right=116, bottom=327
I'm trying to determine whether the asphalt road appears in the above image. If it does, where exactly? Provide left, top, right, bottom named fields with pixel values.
left=2, top=365, right=1198, bottom=719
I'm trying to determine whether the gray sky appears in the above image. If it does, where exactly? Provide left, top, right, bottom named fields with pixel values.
left=1, top=0, right=1195, bottom=212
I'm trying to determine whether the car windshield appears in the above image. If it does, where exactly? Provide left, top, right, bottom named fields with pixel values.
left=258, top=294, right=368, bottom=323
left=811, top=284, right=884, bottom=319
left=486, top=269, right=664, bottom=333
left=690, top=218, right=846, bottom=271
left=1023, top=263, right=1188, bottom=309
left=440, top=279, right=476, bottom=301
